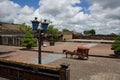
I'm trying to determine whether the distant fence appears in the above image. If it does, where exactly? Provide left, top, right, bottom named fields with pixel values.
left=0, top=58, right=70, bottom=80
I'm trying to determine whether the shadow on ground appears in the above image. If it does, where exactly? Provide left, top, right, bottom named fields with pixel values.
left=20, top=48, right=57, bottom=54
left=0, top=51, right=16, bottom=55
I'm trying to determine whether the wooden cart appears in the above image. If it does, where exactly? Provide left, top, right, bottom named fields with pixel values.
left=75, top=46, right=89, bottom=60
left=63, top=46, right=89, bottom=60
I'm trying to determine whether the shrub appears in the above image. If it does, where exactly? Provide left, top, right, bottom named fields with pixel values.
left=22, top=32, right=36, bottom=49
left=111, top=36, right=120, bottom=51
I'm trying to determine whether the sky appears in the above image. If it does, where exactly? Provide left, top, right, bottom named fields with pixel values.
left=0, top=0, right=120, bottom=34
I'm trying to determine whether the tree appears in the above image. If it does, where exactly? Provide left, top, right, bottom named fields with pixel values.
left=19, top=23, right=36, bottom=49
left=90, top=29, right=96, bottom=35
left=109, top=33, right=117, bottom=36
left=111, top=35, right=120, bottom=55
left=19, top=23, right=32, bottom=33
left=83, top=30, right=89, bottom=35
left=83, top=29, right=96, bottom=35
left=112, top=35, right=120, bottom=50
left=22, top=32, right=36, bottom=49
left=47, top=24, right=59, bottom=40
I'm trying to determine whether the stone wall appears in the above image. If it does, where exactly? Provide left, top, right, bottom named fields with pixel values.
left=73, top=34, right=117, bottom=40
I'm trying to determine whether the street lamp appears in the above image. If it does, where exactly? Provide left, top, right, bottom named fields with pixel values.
left=31, top=17, right=50, bottom=64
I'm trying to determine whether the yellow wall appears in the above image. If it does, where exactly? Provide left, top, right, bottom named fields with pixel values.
left=63, top=34, right=72, bottom=39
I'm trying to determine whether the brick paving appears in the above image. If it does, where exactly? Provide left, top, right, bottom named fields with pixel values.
left=0, top=42, right=97, bottom=63
left=25, top=42, right=97, bottom=64
left=0, top=42, right=120, bottom=80
left=48, top=57, right=120, bottom=80
left=27, top=53, right=65, bottom=64
left=89, top=44, right=114, bottom=56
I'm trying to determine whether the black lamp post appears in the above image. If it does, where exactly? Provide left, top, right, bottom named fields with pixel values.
left=31, top=17, right=50, bottom=64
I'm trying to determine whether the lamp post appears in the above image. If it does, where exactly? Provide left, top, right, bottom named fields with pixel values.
left=31, top=17, right=50, bottom=64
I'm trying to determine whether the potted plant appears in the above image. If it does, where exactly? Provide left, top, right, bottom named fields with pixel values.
left=111, top=35, right=120, bottom=56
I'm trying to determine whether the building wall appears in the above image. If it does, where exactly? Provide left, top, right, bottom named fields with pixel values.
left=0, top=22, right=24, bottom=46
left=0, top=35, right=23, bottom=46
left=63, top=34, right=72, bottom=40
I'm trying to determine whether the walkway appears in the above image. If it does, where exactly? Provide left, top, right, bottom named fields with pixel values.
left=26, top=54, right=64, bottom=64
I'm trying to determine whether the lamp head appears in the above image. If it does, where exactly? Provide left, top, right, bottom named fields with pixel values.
left=31, top=17, right=40, bottom=30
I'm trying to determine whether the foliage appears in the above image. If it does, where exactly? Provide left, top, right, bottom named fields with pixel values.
left=90, top=29, right=96, bottom=35
left=19, top=23, right=32, bottom=33
left=46, top=24, right=59, bottom=40
left=111, top=36, right=120, bottom=51
left=83, top=29, right=96, bottom=35
left=83, top=30, right=89, bottom=35
left=109, top=33, right=117, bottom=36
left=22, top=32, right=36, bottom=49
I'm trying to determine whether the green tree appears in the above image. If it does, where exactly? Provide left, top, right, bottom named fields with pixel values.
left=22, top=32, right=36, bottom=49
left=47, top=24, right=59, bottom=40
left=19, top=23, right=32, bottom=33
left=83, top=29, right=96, bottom=35
left=90, top=29, right=96, bottom=35
left=109, top=33, right=117, bottom=36
left=83, top=30, right=89, bottom=35
left=111, top=35, right=120, bottom=50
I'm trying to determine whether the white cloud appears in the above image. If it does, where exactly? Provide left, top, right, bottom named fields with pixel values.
left=0, top=0, right=20, bottom=23
left=14, top=6, right=35, bottom=24
left=36, top=0, right=83, bottom=30
left=89, top=0, right=120, bottom=9
left=0, top=0, right=120, bottom=34
left=0, top=0, right=35, bottom=24
left=86, top=0, right=120, bottom=34
left=20, top=6, right=34, bottom=15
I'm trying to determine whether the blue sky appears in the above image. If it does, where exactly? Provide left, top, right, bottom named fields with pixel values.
left=1, top=0, right=120, bottom=34
left=75, top=0, right=91, bottom=14
left=11, top=0, right=90, bottom=14
left=11, top=0, right=39, bottom=9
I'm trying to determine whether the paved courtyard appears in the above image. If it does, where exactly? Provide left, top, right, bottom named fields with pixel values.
left=0, top=42, right=120, bottom=80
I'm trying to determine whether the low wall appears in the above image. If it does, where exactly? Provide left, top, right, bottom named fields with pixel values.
left=0, top=58, right=70, bottom=80
left=73, top=35, right=117, bottom=40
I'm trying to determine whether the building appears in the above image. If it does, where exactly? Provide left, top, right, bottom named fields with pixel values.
left=62, top=31, right=73, bottom=40
left=0, top=22, right=24, bottom=46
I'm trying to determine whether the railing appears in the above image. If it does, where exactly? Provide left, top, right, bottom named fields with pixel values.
left=0, top=58, right=70, bottom=80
